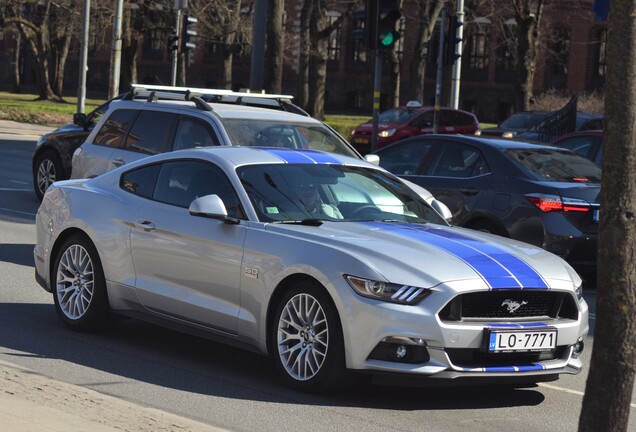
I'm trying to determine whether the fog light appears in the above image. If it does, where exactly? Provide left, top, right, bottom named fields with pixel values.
left=572, top=337, right=585, bottom=358
left=395, top=345, right=407, bottom=359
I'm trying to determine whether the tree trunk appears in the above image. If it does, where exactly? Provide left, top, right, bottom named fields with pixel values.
left=52, top=33, right=72, bottom=97
left=221, top=0, right=242, bottom=90
left=513, top=0, right=543, bottom=112
left=578, top=0, right=636, bottom=430
left=265, top=0, right=284, bottom=93
left=297, top=0, right=313, bottom=110
left=407, top=0, right=443, bottom=104
left=12, top=31, right=21, bottom=93
left=21, top=24, right=60, bottom=101
left=388, top=48, right=400, bottom=107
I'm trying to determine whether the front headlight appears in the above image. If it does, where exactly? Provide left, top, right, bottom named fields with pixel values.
left=378, top=129, right=396, bottom=138
left=575, top=284, right=583, bottom=300
left=345, top=275, right=431, bottom=305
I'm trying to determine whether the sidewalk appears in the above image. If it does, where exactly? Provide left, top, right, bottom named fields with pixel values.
left=0, top=359, right=225, bottom=432
left=0, top=119, right=227, bottom=431
left=0, top=119, right=55, bottom=140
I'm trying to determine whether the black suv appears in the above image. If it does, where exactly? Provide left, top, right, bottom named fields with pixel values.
left=32, top=99, right=115, bottom=200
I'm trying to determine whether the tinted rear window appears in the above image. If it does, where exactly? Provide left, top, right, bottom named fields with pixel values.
left=500, top=113, right=548, bottom=130
left=506, top=148, right=601, bottom=183
left=378, top=108, right=419, bottom=124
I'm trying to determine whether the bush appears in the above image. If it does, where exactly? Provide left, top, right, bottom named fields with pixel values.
left=533, top=89, right=604, bottom=114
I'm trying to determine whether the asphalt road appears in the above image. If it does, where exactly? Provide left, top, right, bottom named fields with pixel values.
left=0, top=135, right=633, bottom=432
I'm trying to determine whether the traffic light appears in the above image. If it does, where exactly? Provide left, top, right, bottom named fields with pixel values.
left=376, top=0, right=401, bottom=49
left=181, top=14, right=198, bottom=51
left=167, top=31, right=178, bottom=53
left=444, top=15, right=463, bottom=65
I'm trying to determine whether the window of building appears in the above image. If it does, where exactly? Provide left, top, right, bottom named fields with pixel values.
left=496, top=19, right=516, bottom=72
left=596, top=28, right=607, bottom=78
left=466, top=18, right=490, bottom=72
left=327, top=12, right=341, bottom=62
left=351, top=13, right=368, bottom=63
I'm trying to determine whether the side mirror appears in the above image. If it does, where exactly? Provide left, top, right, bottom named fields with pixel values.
left=364, top=154, right=380, bottom=166
left=189, top=194, right=239, bottom=224
left=73, top=112, right=87, bottom=127
left=431, top=199, right=453, bottom=223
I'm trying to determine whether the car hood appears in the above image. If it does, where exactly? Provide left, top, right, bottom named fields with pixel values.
left=265, top=221, right=577, bottom=288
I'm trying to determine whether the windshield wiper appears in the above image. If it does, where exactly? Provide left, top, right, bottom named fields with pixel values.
left=273, top=219, right=324, bottom=226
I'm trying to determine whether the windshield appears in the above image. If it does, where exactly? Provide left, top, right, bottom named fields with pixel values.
left=222, top=119, right=358, bottom=158
left=506, top=148, right=602, bottom=183
left=499, top=112, right=549, bottom=130
left=237, top=163, right=446, bottom=224
left=378, top=108, right=420, bottom=124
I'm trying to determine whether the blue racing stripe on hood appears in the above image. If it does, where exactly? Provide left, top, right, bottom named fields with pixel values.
left=262, top=148, right=343, bottom=164
left=366, top=222, right=549, bottom=289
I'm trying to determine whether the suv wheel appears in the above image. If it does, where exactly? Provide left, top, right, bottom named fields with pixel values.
left=34, top=150, right=65, bottom=201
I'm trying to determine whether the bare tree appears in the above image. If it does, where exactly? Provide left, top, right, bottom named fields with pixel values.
left=299, top=0, right=353, bottom=119
left=265, top=0, right=284, bottom=93
left=405, top=0, right=444, bottom=104
left=578, top=0, right=636, bottom=430
left=189, top=0, right=249, bottom=90
left=2, top=0, right=66, bottom=101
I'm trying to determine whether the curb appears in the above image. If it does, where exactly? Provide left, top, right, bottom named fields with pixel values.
left=0, top=359, right=226, bottom=432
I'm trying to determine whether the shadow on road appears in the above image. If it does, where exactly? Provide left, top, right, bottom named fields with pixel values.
left=0, top=243, right=35, bottom=267
left=0, top=301, right=546, bottom=411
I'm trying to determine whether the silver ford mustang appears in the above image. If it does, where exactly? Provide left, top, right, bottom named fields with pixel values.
left=34, top=146, right=588, bottom=392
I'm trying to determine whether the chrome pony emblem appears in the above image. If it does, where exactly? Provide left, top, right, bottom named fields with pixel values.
left=502, top=299, right=528, bottom=314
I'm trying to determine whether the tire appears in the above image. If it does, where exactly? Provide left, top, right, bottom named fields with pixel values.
left=52, top=234, right=110, bottom=332
left=271, top=281, right=352, bottom=393
left=34, top=150, right=65, bottom=201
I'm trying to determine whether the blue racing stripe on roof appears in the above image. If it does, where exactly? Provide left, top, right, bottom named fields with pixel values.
left=365, top=222, right=549, bottom=289
left=261, top=148, right=343, bottom=164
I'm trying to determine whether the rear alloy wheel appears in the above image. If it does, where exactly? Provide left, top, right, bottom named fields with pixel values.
left=52, top=234, right=110, bottom=332
left=272, top=282, right=351, bottom=393
left=34, top=151, right=65, bottom=201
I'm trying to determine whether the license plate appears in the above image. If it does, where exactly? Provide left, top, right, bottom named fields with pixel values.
left=487, top=329, right=557, bottom=353
left=354, top=138, right=369, bottom=144
left=593, top=209, right=599, bottom=222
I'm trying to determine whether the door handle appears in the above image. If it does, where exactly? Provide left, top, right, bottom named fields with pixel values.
left=134, top=219, right=156, bottom=231
left=460, top=188, right=479, bottom=196
left=112, top=157, right=126, bottom=167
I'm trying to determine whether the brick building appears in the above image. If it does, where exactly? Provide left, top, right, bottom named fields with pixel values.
left=0, top=0, right=607, bottom=123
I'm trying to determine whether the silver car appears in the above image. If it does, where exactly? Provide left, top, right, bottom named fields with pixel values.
left=34, top=147, right=588, bottom=392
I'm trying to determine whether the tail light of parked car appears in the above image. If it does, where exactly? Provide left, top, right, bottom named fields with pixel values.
left=525, top=193, right=592, bottom=213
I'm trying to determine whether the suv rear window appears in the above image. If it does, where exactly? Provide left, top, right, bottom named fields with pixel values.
left=506, top=148, right=601, bottom=183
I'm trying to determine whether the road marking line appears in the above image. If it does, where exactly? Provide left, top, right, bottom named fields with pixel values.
left=0, top=188, right=31, bottom=192
left=539, top=383, right=636, bottom=408
left=10, top=180, right=29, bottom=185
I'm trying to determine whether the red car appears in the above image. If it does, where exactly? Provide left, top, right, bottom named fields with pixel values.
left=350, top=102, right=479, bottom=154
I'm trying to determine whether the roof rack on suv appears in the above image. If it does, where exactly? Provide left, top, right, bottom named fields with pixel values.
left=125, top=84, right=310, bottom=117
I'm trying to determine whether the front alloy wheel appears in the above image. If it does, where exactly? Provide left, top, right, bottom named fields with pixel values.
left=53, top=234, right=109, bottom=331
left=272, top=282, right=351, bottom=393
left=277, top=292, right=329, bottom=381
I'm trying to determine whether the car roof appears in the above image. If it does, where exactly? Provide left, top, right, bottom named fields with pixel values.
left=106, top=99, right=323, bottom=123
left=104, top=146, right=375, bottom=173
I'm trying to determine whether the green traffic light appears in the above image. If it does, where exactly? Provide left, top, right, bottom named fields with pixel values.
left=380, top=32, right=394, bottom=46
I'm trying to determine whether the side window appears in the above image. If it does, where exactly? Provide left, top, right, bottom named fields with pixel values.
left=378, top=141, right=433, bottom=175
left=120, top=164, right=161, bottom=198
left=93, top=109, right=136, bottom=148
left=425, top=143, right=487, bottom=178
left=456, top=112, right=476, bottom=126
left=153, top=161, right=242, bottom=218
left=173, top=118, right=219, bottom=150
left=410, top=111, right=433, bottom=128
left=125, top=111, right=176, bottom=155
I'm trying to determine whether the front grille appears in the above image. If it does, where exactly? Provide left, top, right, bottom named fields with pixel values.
left=446, top=346, right=567, bottom=368
left=439, top=290, right=579, bottom=321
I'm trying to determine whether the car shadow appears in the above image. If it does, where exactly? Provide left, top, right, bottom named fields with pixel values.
left=0, top=243, right=35, bottom=267
left=0, top=302, right=546, bottom=410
